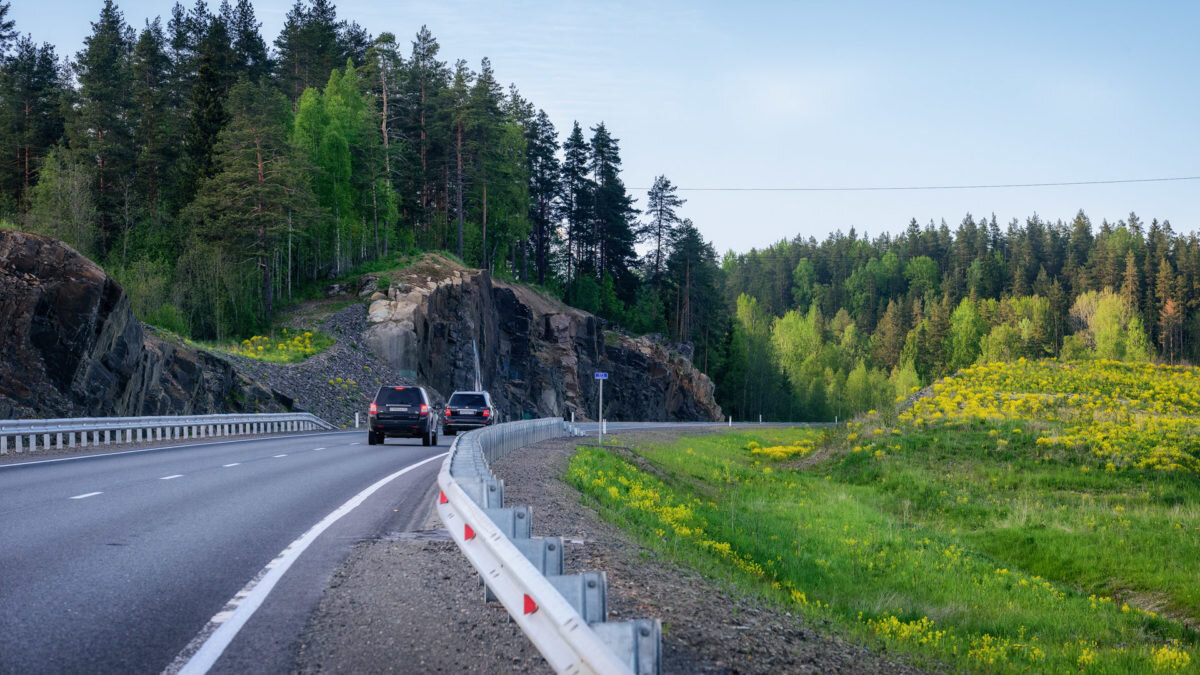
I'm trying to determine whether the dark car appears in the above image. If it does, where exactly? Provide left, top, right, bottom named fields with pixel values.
left=442, top=391, right=499, bottom=435
left=368, top=386, right=438, bottom=446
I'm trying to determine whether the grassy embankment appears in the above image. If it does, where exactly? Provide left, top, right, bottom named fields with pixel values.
left=567, top=359, right=1199, bottom=673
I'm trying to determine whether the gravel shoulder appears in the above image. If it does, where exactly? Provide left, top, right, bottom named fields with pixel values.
left=293, top=430, right=931, bottom=674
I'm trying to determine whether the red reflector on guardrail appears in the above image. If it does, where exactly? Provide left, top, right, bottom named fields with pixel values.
left=464, top=524, right=475, bottom=540
left=523, top=594, right=537, bottom=614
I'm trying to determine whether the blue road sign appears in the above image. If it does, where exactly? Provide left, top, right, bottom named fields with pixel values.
left=595, top=372, right=608, bottom=380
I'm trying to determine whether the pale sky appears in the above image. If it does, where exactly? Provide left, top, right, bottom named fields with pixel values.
left=11, top=0, right=1200, bottom=254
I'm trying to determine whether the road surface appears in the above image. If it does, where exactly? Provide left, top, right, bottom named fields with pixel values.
left=0, top=430, right=447, bottom=674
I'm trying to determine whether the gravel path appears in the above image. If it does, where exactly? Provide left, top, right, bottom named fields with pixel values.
left=293, top=432, right=931, bottom=674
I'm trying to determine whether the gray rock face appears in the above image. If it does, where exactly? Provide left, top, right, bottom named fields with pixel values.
left=0, top=230, right=288, bottom=419
left=364, top=260, right=723, bottom=422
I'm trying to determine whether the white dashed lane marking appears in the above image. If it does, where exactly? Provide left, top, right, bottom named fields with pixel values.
left=273, top=454, right=287, bottom=458
left=313, top=448, right=325, bottom=451
left=161, top=475, right=184, bottom=480
left=223, top=463, right=240, bottom=468
left=70, top=492, right=103, bottom=500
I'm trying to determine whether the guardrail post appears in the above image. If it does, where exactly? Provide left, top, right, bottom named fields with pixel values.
left=56, top=433, right=62, bottom=450
left=1, top=436, right=6, bottom=454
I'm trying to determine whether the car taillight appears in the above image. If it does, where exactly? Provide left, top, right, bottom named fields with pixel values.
left=482, top=409, right=490, bottom=417
left=444, top=408, right=452, bottom=416
left=419, top=403, right=429, bottom=416
left=369, top=402, right=377, bottom=415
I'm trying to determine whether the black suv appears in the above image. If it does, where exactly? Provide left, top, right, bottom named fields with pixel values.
left=442, top=391, right=498, bottom=435
left=368, top=386, right=439, bottom=446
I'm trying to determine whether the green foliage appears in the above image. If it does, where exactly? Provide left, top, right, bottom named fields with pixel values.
left=24, top=149, right=97, bottom=257
left=570, top=411, right=1200, bottom=673
left=948, top=298, right=987, bottom=371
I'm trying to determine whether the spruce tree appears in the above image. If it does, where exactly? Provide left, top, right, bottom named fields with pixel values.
left=525, top=109, right=560, bottom=285
left=227, top=0, right=270, bottom=82
left=560, top=122, right=593, bottom=296
left=182, top=36, right=230, bottom=203
left=131, top=19, right=174, bottom=221
left=589, top=122, right=638, bottom=302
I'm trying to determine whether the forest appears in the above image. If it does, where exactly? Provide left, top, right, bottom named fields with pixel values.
left=2, top=0, right=1198, bottom=422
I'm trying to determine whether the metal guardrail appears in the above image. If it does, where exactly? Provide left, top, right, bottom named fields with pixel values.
left=0, top=413, right=335, bottom=455
left=437, top=419, right=661, bottom=674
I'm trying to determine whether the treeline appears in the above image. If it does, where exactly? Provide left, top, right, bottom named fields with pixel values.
left=6, top=1, right=1198, bottom=424
left=0, top=0, right=723, bottom=346
left=716, top=212, right=1199, bottom=421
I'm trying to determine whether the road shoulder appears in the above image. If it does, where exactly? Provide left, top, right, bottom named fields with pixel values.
left=293, top=432, right=930, bottom=673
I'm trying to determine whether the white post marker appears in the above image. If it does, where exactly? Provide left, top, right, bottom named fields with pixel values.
left=595, top=371, right=608, bottom=444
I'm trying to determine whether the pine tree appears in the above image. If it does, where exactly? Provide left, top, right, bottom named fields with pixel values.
left=0, top=1, right=16, bottom=55
left=643, top=174, right=685, bottom=285
left=69, top=0, right=135, bottom=254
left=361, top=33, right=402, bottom=257
left=468, top=57, right=504, bottom=269
left=448, top=59, right=472, bottom=259
left=0, top=35, right=65, bottom=212
left=405, top=26, right=447, bottom=233
left=185, top=77, right=316, bottom=329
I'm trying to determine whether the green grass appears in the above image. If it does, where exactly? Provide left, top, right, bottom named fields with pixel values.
left=567, top=424, right=1199, bottom=673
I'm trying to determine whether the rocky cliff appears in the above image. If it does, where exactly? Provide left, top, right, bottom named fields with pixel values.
left=363, top=256, right=722, bottom=422
left=0, top=230, right=288, bottom=419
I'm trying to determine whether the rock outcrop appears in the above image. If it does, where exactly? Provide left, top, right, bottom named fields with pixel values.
left=0, top=230, right=288, bottom=419
left=364, top=256, right=722, bottom=422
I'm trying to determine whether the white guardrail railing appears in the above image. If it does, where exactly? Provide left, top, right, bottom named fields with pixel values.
left=437, top=419, right=661, bottom=675
left=0, top=413, right=335, bottom=455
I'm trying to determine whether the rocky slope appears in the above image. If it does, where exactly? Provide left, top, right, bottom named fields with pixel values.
left=362, top=255, right=722, bottom=422
left=1, top=233, right=721, bottom=426
left=0, top=230, right=288, bottom=419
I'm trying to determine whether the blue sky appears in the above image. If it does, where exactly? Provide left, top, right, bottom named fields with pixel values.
left=11, top=0, right=1200, bottom=254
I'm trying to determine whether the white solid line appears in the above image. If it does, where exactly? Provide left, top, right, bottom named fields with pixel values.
left=70, top=491, right=103, bottom=500
left=273, top=454, right=287, bottom=458
left=161, top=474, right=184, bottom=480
left=223, top=463, right=240, bottom=468
left=173, top=451, right=446, bottom=675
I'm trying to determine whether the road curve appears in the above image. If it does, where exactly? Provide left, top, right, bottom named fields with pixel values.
left=0, top=430, right=447, bottom=674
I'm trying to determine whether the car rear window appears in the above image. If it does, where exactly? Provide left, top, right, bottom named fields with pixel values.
left=376, top=387, right=423, bottom=405
left=448, top=393, right=487, bottom=407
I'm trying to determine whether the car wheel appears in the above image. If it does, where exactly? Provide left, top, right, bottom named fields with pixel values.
left=445, top=427, right=456, bottom=436
left=422, top=429, right=431, bottom=446
left=367, top=432, right=376, bottom=446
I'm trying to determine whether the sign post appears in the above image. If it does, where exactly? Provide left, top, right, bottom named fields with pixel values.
left=595, top=371, right=608, bottom=443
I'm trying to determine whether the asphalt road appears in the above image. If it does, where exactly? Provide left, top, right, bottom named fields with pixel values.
left=0, top=429, right=448, bottom=675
